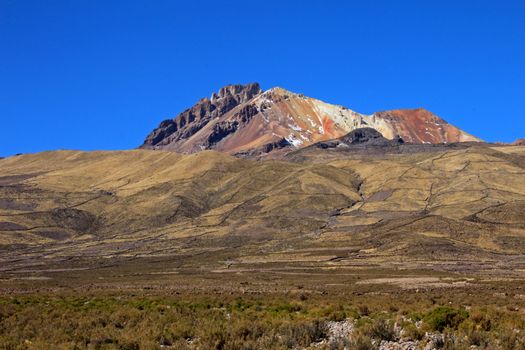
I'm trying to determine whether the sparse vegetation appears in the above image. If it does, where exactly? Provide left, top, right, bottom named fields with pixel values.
left=0, top=290, right=524, bottom=349
left=361, top=318, right=396, bottom=342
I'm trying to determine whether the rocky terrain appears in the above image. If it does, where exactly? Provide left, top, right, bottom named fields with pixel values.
left=141, top=83, right=481, bottom=157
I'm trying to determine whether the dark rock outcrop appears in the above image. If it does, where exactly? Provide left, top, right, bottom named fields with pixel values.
left=141, top=83, right=262, bottom=148
left=205, top=121, right=240, bottom=148
left=234, top=138, right=291, bottom=158
left=204, top=104, right=260, bottom=148
left=262, top=138, right=291, bottom=153
left=341, top=127, right=394, bottom=144
left=315, top=128, right=404, bottom=149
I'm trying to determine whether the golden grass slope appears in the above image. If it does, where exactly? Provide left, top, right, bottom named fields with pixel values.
left=1, top=145, right=525, bottom=276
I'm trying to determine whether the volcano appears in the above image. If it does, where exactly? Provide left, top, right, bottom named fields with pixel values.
left=141, top=83, right=481, bottom=157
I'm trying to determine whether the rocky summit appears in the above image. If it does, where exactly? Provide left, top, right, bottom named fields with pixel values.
left=141, top=83, right=481, bottom=157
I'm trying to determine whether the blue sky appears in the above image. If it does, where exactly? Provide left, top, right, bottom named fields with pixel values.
left=1, top=0, right=524, bottom=156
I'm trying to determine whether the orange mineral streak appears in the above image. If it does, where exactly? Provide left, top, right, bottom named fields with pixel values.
left=377, top=109, right=479, bottom=144
left=321, top=116, right=335, bottom=135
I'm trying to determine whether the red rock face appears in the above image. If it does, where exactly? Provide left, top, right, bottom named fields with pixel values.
left=374, top=109, right=479, bottom=144
left=512, top=139, right=525, bottom=146
left=141, top=83, right=482, bottom=156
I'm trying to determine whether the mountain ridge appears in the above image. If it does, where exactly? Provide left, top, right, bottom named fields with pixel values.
left=141, top=83, right=481, bottom=157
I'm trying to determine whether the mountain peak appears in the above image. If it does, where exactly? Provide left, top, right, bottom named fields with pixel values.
left=264, top=86, right=295, bottom=94
left=141, top=84, right=482, bottom=156
left=210, top=82, right=262, bottom=102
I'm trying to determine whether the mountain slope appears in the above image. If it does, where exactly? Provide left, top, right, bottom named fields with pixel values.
left=1, top=144, right=524, bottom=277
left=141, top=83, right=481, bottom=156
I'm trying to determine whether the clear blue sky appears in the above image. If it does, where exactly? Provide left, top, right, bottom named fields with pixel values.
left=1, top=0, right=524, bottom=156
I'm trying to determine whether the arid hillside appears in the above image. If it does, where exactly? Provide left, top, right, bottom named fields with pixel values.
left=1, top=142, right=524, bottom=280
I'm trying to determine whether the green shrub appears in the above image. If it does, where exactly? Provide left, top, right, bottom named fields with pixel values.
left=327, top=309, right=347, bottom=322
left=424, top=307, right=469, bottom=332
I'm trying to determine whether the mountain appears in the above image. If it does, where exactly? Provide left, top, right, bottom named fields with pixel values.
left=513, top=138, right=525, bottom=146
left=141, top=83, right=481, bottom=157
left=1, top=142, right=524, bottom=278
